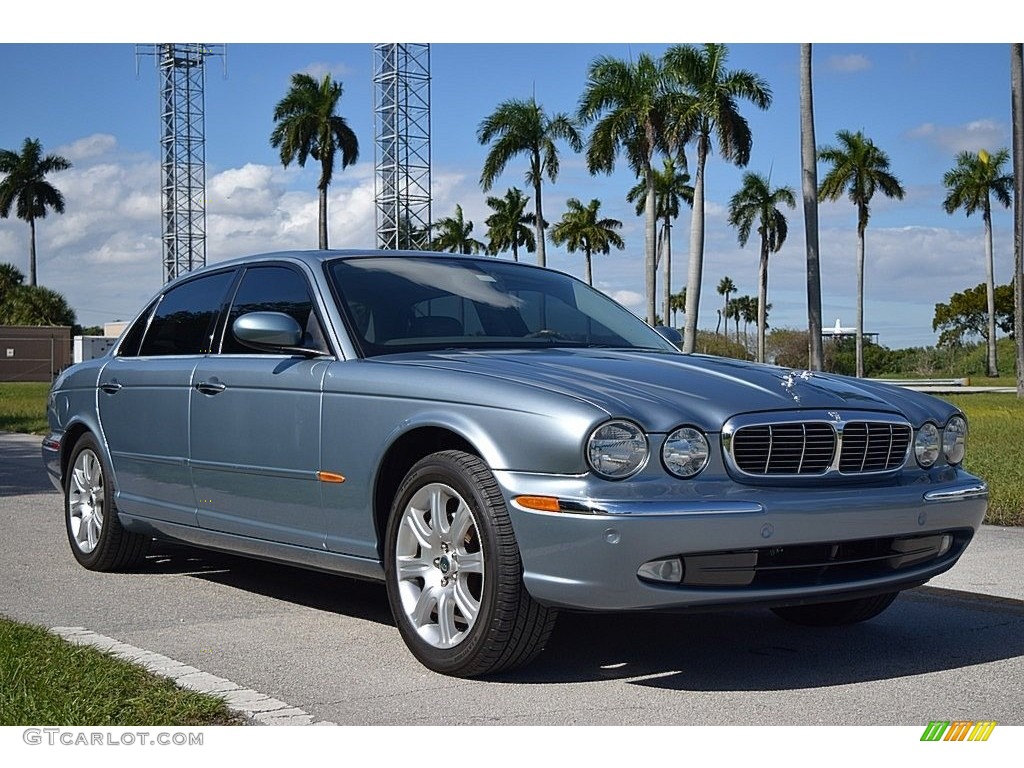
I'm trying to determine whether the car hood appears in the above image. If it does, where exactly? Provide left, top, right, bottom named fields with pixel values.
left=385, top=349, right=951, bottom=432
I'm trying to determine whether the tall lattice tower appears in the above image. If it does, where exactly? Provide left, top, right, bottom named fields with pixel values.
left=137, top=44, right=224, bottom=282
left=373, top=44, right=432, bottom=250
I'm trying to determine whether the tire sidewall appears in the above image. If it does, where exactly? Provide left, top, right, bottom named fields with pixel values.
left=384, top=451, right=510, bottom=676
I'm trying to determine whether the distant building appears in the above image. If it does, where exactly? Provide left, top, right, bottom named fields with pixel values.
left=822, top=318, right=879, bottom=344
left=0, top=326, right=72, bottom=382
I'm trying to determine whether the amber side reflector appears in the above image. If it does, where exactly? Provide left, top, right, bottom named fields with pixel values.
left=317, top=471, right=346, bottom=484
left=514, top=495, right=561, bottom=513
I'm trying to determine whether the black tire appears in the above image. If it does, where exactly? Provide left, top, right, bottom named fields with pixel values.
left=384, top=450, right=557, bottom=677
left=64, top=433, right=149, bottom=571
left=771, top=591, right=899, bottom=627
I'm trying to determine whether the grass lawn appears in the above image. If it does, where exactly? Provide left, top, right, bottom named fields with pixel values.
left=0, top=617, right=242, bottom=726
left=942, top=392, right=1024, bottom=526
left=0, top=382, right=50, bottom=434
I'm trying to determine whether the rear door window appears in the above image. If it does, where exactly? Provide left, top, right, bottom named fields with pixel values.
left=136, top=271, right=234, bottom=357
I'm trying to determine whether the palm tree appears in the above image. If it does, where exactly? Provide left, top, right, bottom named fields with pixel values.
left=430, top=205, right=486, bottom=255
left=1012, top=44, right=1024, bottom=398
left=549, top=198, right=625, bottom=286
left=478, top=98, right=582, bottom=269
left=0, top=262, right=24, bottom=298
left=664, top=44, right=772, bottom=353
left=484, top=187, right=536, bottom=261
left=728, top=172, right=796, bottom=363
left=942, top=149, right=1013, bottom=377
left=627, top=156, right=693, bottom=327
left=716, top=276, right=736, bottom=336
left=818, top=129, right=905, bottom=378
left=270, top=73, right=359, bottom=250
left=670, top=289, right=687, bottom=328
left=578, top=52, right=685, bottom=325
left=801, top=44, right=824, bottom=371
left=0, top=137, right=72, bottom=287
left=1, top=283, right=75, bottom=326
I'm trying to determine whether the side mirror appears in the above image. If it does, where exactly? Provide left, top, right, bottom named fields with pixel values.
left=232, top=312, right=304, bottom=350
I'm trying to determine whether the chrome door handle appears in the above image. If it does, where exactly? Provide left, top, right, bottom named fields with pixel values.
left=195, top=381, right=227, bottom=395
left=99, top=382, right=122, bottom=394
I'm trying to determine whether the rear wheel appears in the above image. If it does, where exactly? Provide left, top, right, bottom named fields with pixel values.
left=771, top=591, right=899, bottom=626
left=384, top=450, right=556, bottom=677
left=65, top=434, right=149, bottom=571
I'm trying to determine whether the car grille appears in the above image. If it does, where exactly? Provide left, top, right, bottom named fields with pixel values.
left=729, top=421, right=911, bottom=476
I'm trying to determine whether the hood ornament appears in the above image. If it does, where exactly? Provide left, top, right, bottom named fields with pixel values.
left=780, top=369, right=815, bottom=403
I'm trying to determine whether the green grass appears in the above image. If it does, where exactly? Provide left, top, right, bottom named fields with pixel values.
left=0, top=382, right=50, bottom=434
left=942, top=392, right=1024, bottom=526
left=0, top=617, right=243, bottom=726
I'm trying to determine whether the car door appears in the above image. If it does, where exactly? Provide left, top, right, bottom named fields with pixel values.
left=97, top=269, right=235, bottom=525
left=189, top=263, right=331, bottom=548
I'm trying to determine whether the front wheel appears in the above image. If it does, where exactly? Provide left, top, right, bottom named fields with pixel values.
left=770, top=591, right=899, bottom=626
left=65, top=433, right=149, bottom=571
left=384, top=450, right=556, bottom=677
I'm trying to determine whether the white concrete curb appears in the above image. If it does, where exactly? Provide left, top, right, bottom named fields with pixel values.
left=50, top=626, right=336, bottom=726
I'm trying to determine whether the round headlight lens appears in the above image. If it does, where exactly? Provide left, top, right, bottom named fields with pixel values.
left=942, top=416, right=967, bottom=466
left=662, top=426, right=710, bottom=478
left=587, top=420, right=648, bottom=479
left=915, top=422, right=940, bottom=468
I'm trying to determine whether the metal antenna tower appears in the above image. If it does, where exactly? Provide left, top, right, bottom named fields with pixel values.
left=137, top=44, right=224, bottom=282
left=373, top=44, right=432, bottom=250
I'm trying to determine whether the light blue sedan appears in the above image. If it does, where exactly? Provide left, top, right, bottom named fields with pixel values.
left=43, top=250, right=988, bottom=676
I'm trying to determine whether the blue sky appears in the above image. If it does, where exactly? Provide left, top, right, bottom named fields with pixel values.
left=0, top=7, right=1018, bottom=348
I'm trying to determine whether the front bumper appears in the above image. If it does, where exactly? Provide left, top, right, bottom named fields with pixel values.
left=495, top=469, right=988, bottom=611
left=41, top=433, right=63, bottom=492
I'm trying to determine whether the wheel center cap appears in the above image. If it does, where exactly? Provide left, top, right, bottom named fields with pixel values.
left=438, top=555, right=452, bottom=575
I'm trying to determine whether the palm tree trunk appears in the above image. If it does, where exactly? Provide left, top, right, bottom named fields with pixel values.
left=533, top=178, right=546, bottom=268
left=758, top=240, right=769, bottom=363
left=683, top=138, right=708, bottom=352
left=644, top=164, right=657, bottom=325
left=28, top=217, right=38, bottom=287
left=856, top=220, right=866, bottom=378
left=800, top=43, right=824, bottom=370
left=1012, top=43, right=1024, bottom=398
left=984, top=205, right=999, bottom=376
left=585, top=249, right=593, bottom=286
left=318, top=187, right=329, bottom=249
left=661, top=218, right=672, bottom=326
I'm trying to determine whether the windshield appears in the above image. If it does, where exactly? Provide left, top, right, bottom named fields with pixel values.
left=327, top=256, right=678, bottom=357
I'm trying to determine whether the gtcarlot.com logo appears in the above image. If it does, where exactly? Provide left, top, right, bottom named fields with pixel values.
left=921, top=721, right=997, bottom=742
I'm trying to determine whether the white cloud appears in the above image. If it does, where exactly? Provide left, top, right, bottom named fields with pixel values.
left=907, top=118, right=1008, bottom=155
left=826, top=54, right=872, bottom=73
left=300, top=62, right=355, bottom=82
left=57, top=133, right=119, bottom=162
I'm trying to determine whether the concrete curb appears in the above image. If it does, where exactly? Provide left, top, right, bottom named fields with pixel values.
left=50, top=626, right=336, bottom=726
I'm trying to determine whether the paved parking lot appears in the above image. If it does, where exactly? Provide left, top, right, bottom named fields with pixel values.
left=2, top=431, right=1022, bottom=726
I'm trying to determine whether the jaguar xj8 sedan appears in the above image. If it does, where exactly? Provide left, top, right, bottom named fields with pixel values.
left=43, top=250, right=988, bottom=676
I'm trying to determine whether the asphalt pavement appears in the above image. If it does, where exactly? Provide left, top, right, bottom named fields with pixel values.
left=2, top=430, right=1022, bottom=726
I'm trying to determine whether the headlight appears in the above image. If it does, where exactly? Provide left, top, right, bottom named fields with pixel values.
left=942, top=416, right=967, bottom=465
left=586, top=420, right=648, bottom=479
left=914, top=422, right=940, bottom=468
left=662, top=426, right=710, bottom=478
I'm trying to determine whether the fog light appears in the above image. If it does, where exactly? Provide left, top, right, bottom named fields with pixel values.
left=938, top=534, right=953, bottom=557
left=637, top=557, right=683, bottom=584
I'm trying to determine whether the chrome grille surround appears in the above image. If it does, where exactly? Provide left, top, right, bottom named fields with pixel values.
left=722, top=411, right=912, bottom=479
